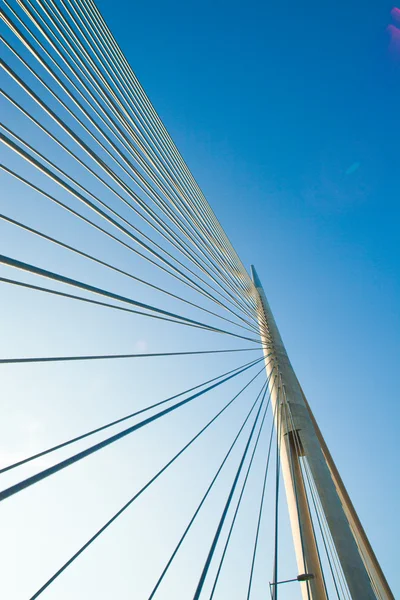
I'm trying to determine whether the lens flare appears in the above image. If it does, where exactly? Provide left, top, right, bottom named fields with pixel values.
left=391, top=6, right=400, bottom=22
left=388, top=8, right=400, bottom=58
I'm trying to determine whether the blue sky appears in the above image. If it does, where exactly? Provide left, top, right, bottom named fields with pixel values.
left=96, top=0, right=400, bottom=581
left=95, top=0, right=400, bottom=592
left=1, top=0, right=399, bottom=598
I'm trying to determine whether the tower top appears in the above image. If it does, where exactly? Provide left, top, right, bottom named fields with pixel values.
left=250, top=265, right=262, bottom=289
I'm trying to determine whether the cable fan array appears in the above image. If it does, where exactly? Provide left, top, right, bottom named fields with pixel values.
left=0, top=0, right=285, bottom=598
left=0, top=1, right=370, bottom=599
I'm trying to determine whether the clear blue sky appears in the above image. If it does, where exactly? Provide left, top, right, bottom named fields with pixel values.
left=95, top=0, right=400, bottom=592
left=0, top=0, right=399, bottom=598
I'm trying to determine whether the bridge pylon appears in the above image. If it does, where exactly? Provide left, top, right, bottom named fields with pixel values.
left=251, top=265, right=392, bottom=600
